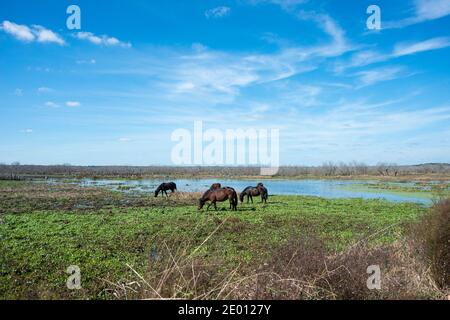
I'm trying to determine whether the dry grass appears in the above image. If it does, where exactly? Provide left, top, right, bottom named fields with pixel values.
left=247, top=238, right=444, bottom=300
left=106, top=200, right=450, bottom=300
left=411, top=198, right=450, bottom=289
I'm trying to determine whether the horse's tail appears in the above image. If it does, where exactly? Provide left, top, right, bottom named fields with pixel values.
left=232, top=191, right=238, bottom=210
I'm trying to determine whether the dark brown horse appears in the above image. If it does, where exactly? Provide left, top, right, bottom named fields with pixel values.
left=239, top=186, right=260, bottom=203
left=154, top=182, right=177, bottom=197
left=198, top=187, right=238, bottom=211
left=240, top=183, right=268, bottom=203
left=257, top=183, right=268, bottom=204
left=210, top=183, right=222, bottom=190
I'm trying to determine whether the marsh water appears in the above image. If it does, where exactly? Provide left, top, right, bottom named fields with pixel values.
left=51, top=178, right=438, bottom=205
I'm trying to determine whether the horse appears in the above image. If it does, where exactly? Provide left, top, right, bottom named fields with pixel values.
left=154, top=182, right=177, bottom=197
left=198, top=187, right=238, bottom=211
left=240, top=183, right=268, bottom=203
left=257, top=183, right=268, bottom=204
left=210, top=183, right=222, bottom=190
left=239, top=186, right=260, bottom=203
left=201, top=185, right=236, bottom=210
left=200, top=183, right=222, bottom=200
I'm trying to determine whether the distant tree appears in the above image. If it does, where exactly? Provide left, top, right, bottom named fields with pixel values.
left=321, top=161, right=337, bottom=176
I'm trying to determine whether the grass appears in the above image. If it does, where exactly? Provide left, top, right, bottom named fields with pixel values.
left=342, top=181, right=450, bottom=200
left=0, top=180, right=441, bottom=299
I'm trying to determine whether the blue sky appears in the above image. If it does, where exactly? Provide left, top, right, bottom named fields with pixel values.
left=1, top=0, right=450, bottom=166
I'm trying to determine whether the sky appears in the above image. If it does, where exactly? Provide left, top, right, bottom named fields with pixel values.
left=0, top=0, right=450, bottom=166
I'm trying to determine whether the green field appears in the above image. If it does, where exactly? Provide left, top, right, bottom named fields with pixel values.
left=0, top=180, right=434, bottom=299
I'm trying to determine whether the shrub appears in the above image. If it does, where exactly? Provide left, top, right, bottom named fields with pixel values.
left=413, top=199, right=450, bottom=289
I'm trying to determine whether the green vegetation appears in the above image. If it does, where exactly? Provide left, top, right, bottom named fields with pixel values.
left=0, top=180, right=431, bottom=299
left=342, top=181, right=450, bottom=200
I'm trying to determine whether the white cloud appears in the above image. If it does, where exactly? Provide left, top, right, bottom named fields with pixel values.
left=0, top=20, right=64, bottom=45
left=385, top=0, right=450, bottom=28
left=32, top=25, right=65, bottom=45
left=97, top=13, right=352, bottom=106
left=21, top=129, right=33, bottom=134
left=205, top=6, right=231, bottom=18
left=76, top=59, right=97, bottom=65
left=354, top=66, right=406, bottom=88
left=66, top=101, right=81, bottom=107
left=248, top=0, right=307, bottom=10
left=45, top=101, right=59, bottom=108
left=118, top=137, right=131, bottom=142
left=74, top=32, right=131, bottom=48
left=393, top=37, right=450, bottom=56
left=1, top=20, right=34, bottom=41
left=337, top=37, right=450, bottom=71
left=38, top=87, right=53, bottom=93
left=296, top=11, right=354, bottom=57
left=13, top=88, right=23, bottom=96
left=415, top=0, right=450, bottom=20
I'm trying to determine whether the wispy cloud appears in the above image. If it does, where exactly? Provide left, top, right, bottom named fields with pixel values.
left=92, top=12, right=352, bottom=106
left=337, top=37, right=450, bottom=71
left=76, top=59, right=97, bottom=65
left=66, top=101, right=81, bottom=107
left=354, top=66, right=407, bottom=88
left=0, top=20, right=64, bottom=45
left=37, top=87, right=53, bottom=93
left=45, top=101, right=59, bottom=108
left=74, top=32, right=131, bottom=48
left=385, top=0, right=450, bottom=29
left=393, top=37, right=450, bottom=56
left=248, top=0, right=307, bottom=11
left=205, top=6, right=231, bottom=19
left=296, top=11, right=354, bottom=57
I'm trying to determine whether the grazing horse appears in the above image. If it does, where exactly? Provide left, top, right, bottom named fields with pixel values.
left=257, top=183, right=268, bottom=204
left=198, top=187, right=238, bottom=211
left=239, top=186, right=260, bottom=203
left=240, top=183, right=268, bottom=204
left=210, top=183, right=222, bottom=190
left=154, top=182, right=177, bottom=197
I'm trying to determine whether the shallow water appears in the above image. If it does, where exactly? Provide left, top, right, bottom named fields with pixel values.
left=54, top=178, right=435, bottom=205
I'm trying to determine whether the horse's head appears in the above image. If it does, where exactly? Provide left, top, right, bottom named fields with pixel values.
left=198, top=198, right=205, bottom=210
left=154, top=189, right=159, bottom=197
left=210, top=183, right=221, bottom=190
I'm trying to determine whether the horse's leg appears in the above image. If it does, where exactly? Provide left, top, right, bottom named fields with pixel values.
left=206, top=202, right=212, bottom=211
left=250, top=195, right=253, bottom=203
left=213, top=201, right=217, bottom=211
